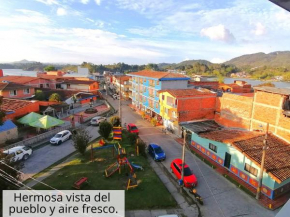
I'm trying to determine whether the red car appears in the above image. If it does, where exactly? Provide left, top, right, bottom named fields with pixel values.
left=170, top=159, right=198, bottom=188
left=127, top=123, right=139, bottom=135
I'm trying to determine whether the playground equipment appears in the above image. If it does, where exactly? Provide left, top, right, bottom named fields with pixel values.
left=104, top=143, right=142, bottom=190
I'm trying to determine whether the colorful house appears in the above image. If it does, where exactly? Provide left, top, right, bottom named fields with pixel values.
left=0, top=76, right=57, bottom=89
left=0, top=120, right=18, bottom=144
left=60, top=79, right=99, bottom=92
left=219, top=80, right=252, bottom=93
left=158, top=88, right=216, bottom=132
left=182, top=120, right=290, bottom=200
left=1, top=98, right=40, bottom=121
left=128, top=70, right=190, bottom=119
left=112, top=75, right=131, bottom=99
left=0, top=81, right=35, bottom=99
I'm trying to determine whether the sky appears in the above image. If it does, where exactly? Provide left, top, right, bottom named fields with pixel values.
left=0, top=0, right=290, bottom=64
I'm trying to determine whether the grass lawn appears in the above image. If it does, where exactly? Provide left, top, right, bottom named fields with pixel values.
left=34, top=131, right=177, bottom=210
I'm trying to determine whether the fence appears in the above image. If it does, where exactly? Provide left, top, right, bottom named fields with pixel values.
left=4, top=122, right=72, bottom=150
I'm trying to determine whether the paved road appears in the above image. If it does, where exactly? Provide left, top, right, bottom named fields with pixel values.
left=110, top=97, right=278, bottom=217
left=21, top=124, right=100, bottom=180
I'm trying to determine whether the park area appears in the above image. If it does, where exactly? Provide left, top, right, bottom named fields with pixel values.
left=33, top=130, right=177, bottom=210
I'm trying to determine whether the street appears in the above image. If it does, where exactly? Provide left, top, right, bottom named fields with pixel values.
left=108, top=96, right=278, bottom=217
left=21, top=125, right=100, bottom=180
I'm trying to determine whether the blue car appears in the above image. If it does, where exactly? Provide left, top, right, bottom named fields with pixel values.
left=148, top=143, right=166, bottom=161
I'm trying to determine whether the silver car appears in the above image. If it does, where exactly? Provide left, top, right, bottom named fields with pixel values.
left=50, top=130, right=72, bottom=145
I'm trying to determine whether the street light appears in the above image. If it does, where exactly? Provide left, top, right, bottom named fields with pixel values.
left=256, top=123, right=269, bottom=200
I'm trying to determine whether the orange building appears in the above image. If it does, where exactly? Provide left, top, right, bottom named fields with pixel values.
left=60, top=79, right=99, bottom=92
left=1, top=98, right=40, bottom=121
left=219, top=80, right=252, bottom=93
left=215, top=87, right=290, bottom=143
left=0, top=81, right=35, bottom=99
left=158, top=88, right=216, bottom=130
left=0, top=76, right=57, bottom=89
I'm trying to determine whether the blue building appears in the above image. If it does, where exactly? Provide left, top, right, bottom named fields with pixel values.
left=128, top=70, right=190, bottom=119
left=182, top=120, right=290, bottom=200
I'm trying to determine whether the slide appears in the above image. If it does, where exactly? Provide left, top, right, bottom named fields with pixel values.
left=105, top=162, right=119, bottom=177
left=128, top=160, right=144, bottom=171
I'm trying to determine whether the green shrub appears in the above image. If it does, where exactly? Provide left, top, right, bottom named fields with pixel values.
left=138, top=139, right=147, bottom=158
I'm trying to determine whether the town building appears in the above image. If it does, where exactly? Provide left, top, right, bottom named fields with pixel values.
left=182, top=120, right=290, bottom=201
left=215, top=87, right=290, bottom=143
left=0, top=120, right=18, bottom=144
left=112, top=75, right=131, bottom=99
left=0, top=81, right=35, bottom=99
left=0, top=76, right=57, bottom=89
left=218, top=80, right=252, bottom=93
left=158, top=88, right=216, bottom=132
left=60, top=79, right=99, bottom=92
left=1, top=98, right=40, bottom=121
left=128, top=70, right=190, bottom=119
left=188, top=80, right=219, bottom=90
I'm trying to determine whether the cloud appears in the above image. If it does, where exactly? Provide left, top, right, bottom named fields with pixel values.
left=86, top=18, right=107, bottom=28
left=128, top=25, right=169, bottom=37
left=35, top=0, right=59, bottom=5
left=80, top=0, right=90, bottom=4
left=201, top=25, right=235, bottom=43
left=253, top=22, right=266, bottom=36
left=95, top=0, right=101, bottom=5
left=57, top=8, right=67, bottom=16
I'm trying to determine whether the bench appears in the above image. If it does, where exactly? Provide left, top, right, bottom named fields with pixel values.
left=73, top=177, right=88, bottom=189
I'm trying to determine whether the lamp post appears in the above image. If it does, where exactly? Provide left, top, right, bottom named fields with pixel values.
left=180, top=129, right=186, bottom=193
left=256, top=123, right=269, bottom=200
left=119, top=79, right=122, bottom=125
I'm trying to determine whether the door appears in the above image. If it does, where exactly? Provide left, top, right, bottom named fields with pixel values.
left=224, top=152, right=231, bottom=169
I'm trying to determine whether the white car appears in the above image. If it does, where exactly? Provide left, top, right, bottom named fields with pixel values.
left=90, top=116, right=107, bottom=126
left=50, top=130, right=72, bottom=145
left=113, top=94, right=120, bottom=100
left=3, top=146, right=33, bottom=162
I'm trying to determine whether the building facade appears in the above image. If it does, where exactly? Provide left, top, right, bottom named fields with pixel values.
left=0, top=82, right=35, bottom=99
left=128, top=70, right=190, bottom=119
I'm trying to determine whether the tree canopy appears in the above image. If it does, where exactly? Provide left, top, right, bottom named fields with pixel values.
left=44, top=65, right=56, bottom=71
left=34, top=90, right=45, bottom=101
left=98, top=121, right=112, bottom=139
left=49, top=93, right=61, bottom=102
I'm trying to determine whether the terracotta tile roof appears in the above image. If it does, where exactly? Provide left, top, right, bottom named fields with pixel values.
left=254, top=87, right=290, bottom=96
left=233, top=134, right=290, bottom=183
left=158, top=88, right=215, bottom=98
left=61, top=79, right=97, bottom=85
left=0, top=82, right=32, bottom=91
left=1, top=98, right=36, bottom=112
left=0, top=76, right=49, bottom=84
left=199, top=129, right=262, bottom=143
left=128, top=70, right=189, bottom=79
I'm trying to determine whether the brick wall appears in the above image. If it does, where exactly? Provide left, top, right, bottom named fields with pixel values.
left=178, top=96, right=216, bottom=122
left=215, top=93, right=253, bottom=129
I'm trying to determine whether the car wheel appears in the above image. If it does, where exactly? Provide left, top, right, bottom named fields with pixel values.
left=23, top=154, right=29, bottom=161
left=58, top=141, right=62, bottom=145
left=170, top=167, right=173, bottom=173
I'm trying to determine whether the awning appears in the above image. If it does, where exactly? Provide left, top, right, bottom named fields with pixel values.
left=17, top=112, right=44, bottom=125
left=28, top=115, right=64, bottom=129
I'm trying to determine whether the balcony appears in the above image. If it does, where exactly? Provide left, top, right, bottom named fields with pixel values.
left=167, top=102, right=177, bottom=108
left=149, top=83, right=155, bottom=87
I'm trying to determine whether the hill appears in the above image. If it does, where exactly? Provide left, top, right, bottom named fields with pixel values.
left=158, top=59, right=212, bottom=69
left=225, top=51, right=290, bottom=68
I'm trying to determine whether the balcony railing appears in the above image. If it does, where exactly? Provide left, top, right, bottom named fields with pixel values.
left=149, top=83, right=155, bottom=87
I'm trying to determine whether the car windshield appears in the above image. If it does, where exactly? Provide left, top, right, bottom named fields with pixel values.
left=183, top=167, right=192, bottom=176
left=23, top=147, right=30, bottom=151
left=154, top=147, right=163, bottom=154
left=55, top=134, right=62, bottom=138
left=131, top=126, right=138, bottom=130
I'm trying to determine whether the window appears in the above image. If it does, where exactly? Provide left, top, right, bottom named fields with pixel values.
left=244, top=163, right=258, bottom=176
left=24, top=88, right=30, bottom=94
left=46, top=84, right=50, bottom=88
left=173, top=163, right=181, bottom=174
left=162, top=95, right=165, bottom=100
left=67, top=84, right=71, bottom=88
left=157, top=80, right=159, bottom=85
left=40, top=84, right=44, bottom=88
left=144, top=79, right=146, bottom=82
left=10, top=90, right=17, bottom=96
left=209, top=143, right=217, bottom=153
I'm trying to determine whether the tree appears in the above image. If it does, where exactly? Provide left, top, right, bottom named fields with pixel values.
left=49, top=93, right=61, bottom=102
left=110, top=116, right=121, bottom=127
left=72, top=128, right=91, bottom=155
left=34, top=90, right=45, bottom=101
left=255, top=82, right=275, bottom=87
left=98, top=121, right=113, bottom=139
left=0, top=97, right=6, bottom=125
left=44, top=65, right=56, bottom=71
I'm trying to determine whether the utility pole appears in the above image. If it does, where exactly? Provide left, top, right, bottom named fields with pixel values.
left=119, top=78, right=122, bottom=125
left=256, top=123, right=269, bottom=200
left=180, top=129, right=186, bottom=193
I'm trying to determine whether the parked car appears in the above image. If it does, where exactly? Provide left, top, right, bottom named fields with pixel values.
left=50, top=130, right=72, bottom=145
left=3, top=146, right=33, bottom=162
left=113, top=94, right=120, bottom=100
left=170, top=159, right=198, bottom=188
left=90, top=116, right=107, bottom=126
left=148, top=143, right=166, bottom=161
left=127, top=123, right=139, bottom=135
